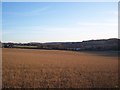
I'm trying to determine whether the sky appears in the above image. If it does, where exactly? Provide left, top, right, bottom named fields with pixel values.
left=2, top=2, right=118, bottom=43
left=2, top=0, right=120, bottom=2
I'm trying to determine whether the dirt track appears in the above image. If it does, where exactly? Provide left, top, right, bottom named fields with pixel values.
left=2, top=48, right=118, bottom=88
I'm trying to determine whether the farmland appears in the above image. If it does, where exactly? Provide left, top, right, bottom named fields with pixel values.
left=2, top=48, right=118, bottom=88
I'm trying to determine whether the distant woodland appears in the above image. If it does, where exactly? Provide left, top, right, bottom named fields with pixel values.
left=1, top=38, right=120, bottom=51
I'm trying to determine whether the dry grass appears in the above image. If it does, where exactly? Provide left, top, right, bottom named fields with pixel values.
left=2, top=48, right=118, bottom=88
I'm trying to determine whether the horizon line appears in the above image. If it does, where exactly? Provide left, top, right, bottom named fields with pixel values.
left=1, top=38, right=119, bottom=43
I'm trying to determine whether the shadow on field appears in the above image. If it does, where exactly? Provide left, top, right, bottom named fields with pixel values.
left=79, top=51, right=120, bottom=57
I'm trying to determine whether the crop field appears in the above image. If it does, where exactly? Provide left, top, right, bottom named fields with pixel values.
left=2, top=48, right=118, bottom=88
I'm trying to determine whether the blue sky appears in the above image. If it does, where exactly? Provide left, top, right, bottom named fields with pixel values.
left=2, top=0, right=119, bottom=2
left=2, top=2, right=118, bottom=43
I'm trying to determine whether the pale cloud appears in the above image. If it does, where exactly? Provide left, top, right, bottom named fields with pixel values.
left=77, top=22, right=117, bottom=26
left=105, top=11, right=118, bottom=16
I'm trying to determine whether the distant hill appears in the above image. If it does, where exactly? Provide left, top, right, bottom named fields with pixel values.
left=0, top=41, right=1, bottom=48
left=2, top=38, right=120, bottom=51
left=60, top=38, right=120, bottom=51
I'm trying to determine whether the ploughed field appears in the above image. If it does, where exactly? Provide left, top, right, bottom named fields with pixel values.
left=2, top=48, right=118, bottom=88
